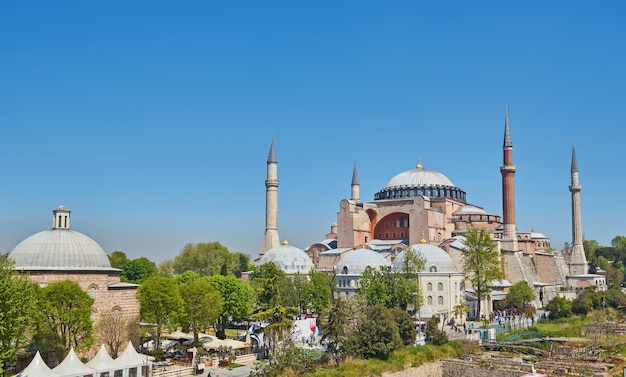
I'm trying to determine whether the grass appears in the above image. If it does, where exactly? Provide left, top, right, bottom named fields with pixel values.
left=305, top=342, right=465, bottom=377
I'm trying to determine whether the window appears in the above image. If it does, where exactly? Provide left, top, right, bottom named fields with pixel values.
left=88, top=286, right=97, bottom=298
left=427, top=283, right=432, bottom=291
left=400, top=231, right=404, bottom=239
left=342, top=266, right=348, bottom=274
left=430, top=266, right=437, bottom=272
left=427, top=296, right=433, bottom=305
left=438, top=282, right=443, bottom=291
left=438, top=296, right=443, bottom=305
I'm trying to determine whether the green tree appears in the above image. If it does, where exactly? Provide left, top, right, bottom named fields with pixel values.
left=460, top=227, right=505, bottom=320
left=173, top=242, right=236, bottom=276
left=390, top=308, right=416, bottom=346
left=208, top=275, right=255, bottom=339
left=179, top=278, right=223, bottom=343
left=137, top=275, right=183, bottom=350
left=611, top=236, right=626, bottom=252
left=108, top=251, right=130, bottom=269
left=0, top=259, right=40, bottom=370
left=173, top=270, right=201, bottom=284
left=358, top=266, right=394, bottom=307
left=351, top=305, right=402, bottom=360
left=303, top=269, right=333, bottom=316
left=35, top=280, right=95, bottom=362
left=121, top=257, right=158, bottom=283
left=546, top=295, right=572, bottom=320
left=424, top=317, right=448, bottom=346
left=158, top=259, right=175, bottom=275
left=505, top=281, right=536, bottom=309
left=320, top=297, right=357, bottom=366
left=584, top=239, right=601, bottom=261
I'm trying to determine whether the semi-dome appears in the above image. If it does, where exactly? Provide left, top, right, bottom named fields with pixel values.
left=8, top=206, right=113, bottom=271
left=374, top=160, right=466, bottom=203
left=258, top=240, right=314, bottom=274
left=337, top=248, right=389, bottom=276
left=392, top=242, right=458, bottom=273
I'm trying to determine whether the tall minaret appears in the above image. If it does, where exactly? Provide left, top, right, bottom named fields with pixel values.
left=351, top=162, right=360, bottom=203
left=260, top=138, right=280, bottom=255
left=500, top=106, right=518, bottom=251
left=569, top=142, right=588, bottom=275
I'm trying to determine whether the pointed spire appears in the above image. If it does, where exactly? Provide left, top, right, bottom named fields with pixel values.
left=267, top=136, right=277, bottom=163
left=416, top=155, right=422, bottom=169
left=351, top=161, right=359, bottom=185
left=571, top=140, right=578, bottom=172
left=503, top=106, right=513, bottom=148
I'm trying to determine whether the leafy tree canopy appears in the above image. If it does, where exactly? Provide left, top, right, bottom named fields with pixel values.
left=121, top=257, right=158, bottom=283
left=138, top=275, right=183, bottom=349
left=179, top=278, right=223, bottom=343
left=505, top=281, right=535, bottom=309
left=173, top=242, right=239, bottom=276
left=108, top=251, right=130, bottom=269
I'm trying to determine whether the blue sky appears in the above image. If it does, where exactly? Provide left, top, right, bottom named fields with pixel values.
left=1, top=1, right=625, bottom=264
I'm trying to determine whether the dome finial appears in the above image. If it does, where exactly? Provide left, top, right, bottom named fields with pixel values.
left=420, top=233, right=427, bottom=244
left=416, top=155, right=422, bottom=169
left=282, top=239, right=288, bottom=246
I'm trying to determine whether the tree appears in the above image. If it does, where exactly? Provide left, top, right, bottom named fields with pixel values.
left=505, top=281, right=535, bottom=309
left=358, top=266, right=394, bottom=307
left=121, top=257, right=158, bottom=284
left=320, top=297, right=357, bottom=366
left=460, top=227, right=505, bottom=320
left=546, top=295, right=572, bottom=320
left=303, top=269, right=333, bottom=316
left=390, top=308, right=416, bottom=346
left=0, top=259, right=40, bottom=370
left=108, top=251, right=130, bottom=269
left=179, top=278, right=223, bottom=343
left=351, top=305, right=402, bottom=360
left=137, top=275, right=183, bottom=350
left=95, top=312, right=140, bottom=358
left=35, top=280, right=95, bottom=362
left=208, top=275, right=255, bottom=339
left=173, top=242, right=237, bottom=276
left=424, top=317, right=448, bottom=345
left=158, top=259, right=175, bottom=275
left=611, top=236, right=626, bottom=252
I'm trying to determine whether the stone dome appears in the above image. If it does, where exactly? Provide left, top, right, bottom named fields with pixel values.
left=337, top=248, right=390, bottom=276
left=374, top=161, right=466, bottom=203
left=392, top=243, right=458, bottom=273
left=10, top=230, right=112, bottom=270
left=9, top=206, right=113, bottom=271
left=258, top=240, right=314, bottom=274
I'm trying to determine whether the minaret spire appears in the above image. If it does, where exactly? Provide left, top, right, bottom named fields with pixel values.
left=260, top=137, right=280, bottom=255
left=569, top=141, right=588, bottom=275
left=351, top=161, right=360, bottom=202
left=500, top=106, right=518, bottom=251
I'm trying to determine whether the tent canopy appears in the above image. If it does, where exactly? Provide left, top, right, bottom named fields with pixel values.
left=204, top=338, right=250, bottom=350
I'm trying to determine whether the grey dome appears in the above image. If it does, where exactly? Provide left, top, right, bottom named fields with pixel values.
left=259, top=241, right=313, bottom=274
left=374, top=163, right=466, bottom=203
left=337, top=248, right=389, bottom=276
left=392, top=243, right=457, bottom=273
left=9, top=229, right=113, bottom=270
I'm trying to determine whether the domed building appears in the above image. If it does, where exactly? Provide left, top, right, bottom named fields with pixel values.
left=334, top=159, right=500, bottom=249
left=335, top=247, right=390, bottom=297
left=9, top=206, right=139, bottom=321
left=258, top=239, right=314, bottom=275
left=391, top=240, right=465, bottom=322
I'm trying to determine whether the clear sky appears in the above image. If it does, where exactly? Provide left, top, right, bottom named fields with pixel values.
left=1, top=1, right=625, bottom=264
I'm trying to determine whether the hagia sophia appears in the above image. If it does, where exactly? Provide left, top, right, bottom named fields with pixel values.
left=258, top=107, right=606, bottom=321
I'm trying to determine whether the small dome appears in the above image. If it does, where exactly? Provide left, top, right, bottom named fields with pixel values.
left=10, top=229, right=112, bottom=270
left=337, top=248, right=389, bottom=276
left=453, top=205, right=487, bottom=215
left=259, top=242, right=313, bottom=274
left=392, top=243, right=457, bottom=273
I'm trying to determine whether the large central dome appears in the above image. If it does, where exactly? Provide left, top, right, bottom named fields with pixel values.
left=374, top=161, right=466, bottom=202
left=9, top=206, right=113, bottom=271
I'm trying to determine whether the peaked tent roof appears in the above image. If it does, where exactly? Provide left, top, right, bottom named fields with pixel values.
left=15, top=351, right=61, bottom=377
left=85, top=344, right=116, bottom=371
left=52, top=348, right=95, bottom=375
left=113, top=341, right=147, bottom=368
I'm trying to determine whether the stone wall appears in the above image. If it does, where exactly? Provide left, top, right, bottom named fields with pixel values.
left=441, top=360, right=531, bottom=377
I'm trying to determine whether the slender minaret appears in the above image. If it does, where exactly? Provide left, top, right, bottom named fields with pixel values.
left=569, top=142, right=588, bottom=275
left=500, top=106, right=518, bottom=251
left=260, top=138, right=280, bottom=255
left=351, top=162, right=360, bottom=203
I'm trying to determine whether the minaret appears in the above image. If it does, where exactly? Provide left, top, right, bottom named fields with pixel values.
left=500, top=106, right=518, bottom=251
left=52, top=205, right=71, bottom=229
left=569, top=142, right=588, bottom=275
left=350, top=162, right=360, bottom=203
left=260, top=138, right=280, bottom=255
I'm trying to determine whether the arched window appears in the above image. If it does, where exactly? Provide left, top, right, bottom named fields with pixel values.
left=88, top=285, right=98, bottom=298
left=342, top=266, right=348, bottom=274
left=438, top=282, right=443, bottom=291
left=427, top=296, right=433, bottom=305
left=427, top=283, right=433, bottom=291
left=438, top=296, right=443, bottom=305
left=430, top=266, right=437, bottom=272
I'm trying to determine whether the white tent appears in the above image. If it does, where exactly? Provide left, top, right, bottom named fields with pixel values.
left=52, top=348, right=95, bottom=376
left=204, top=338, right=250, bottom=350
left=15, top=351, right=61, bottom=377
left=113, top=341, right=148, bottom=368
left=85, top=344, right=116, bottom=371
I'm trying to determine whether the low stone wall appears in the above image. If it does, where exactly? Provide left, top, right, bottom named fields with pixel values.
left=382, top=361, right=442, bottom=377
left=442, top=360, right=533, bottom=377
